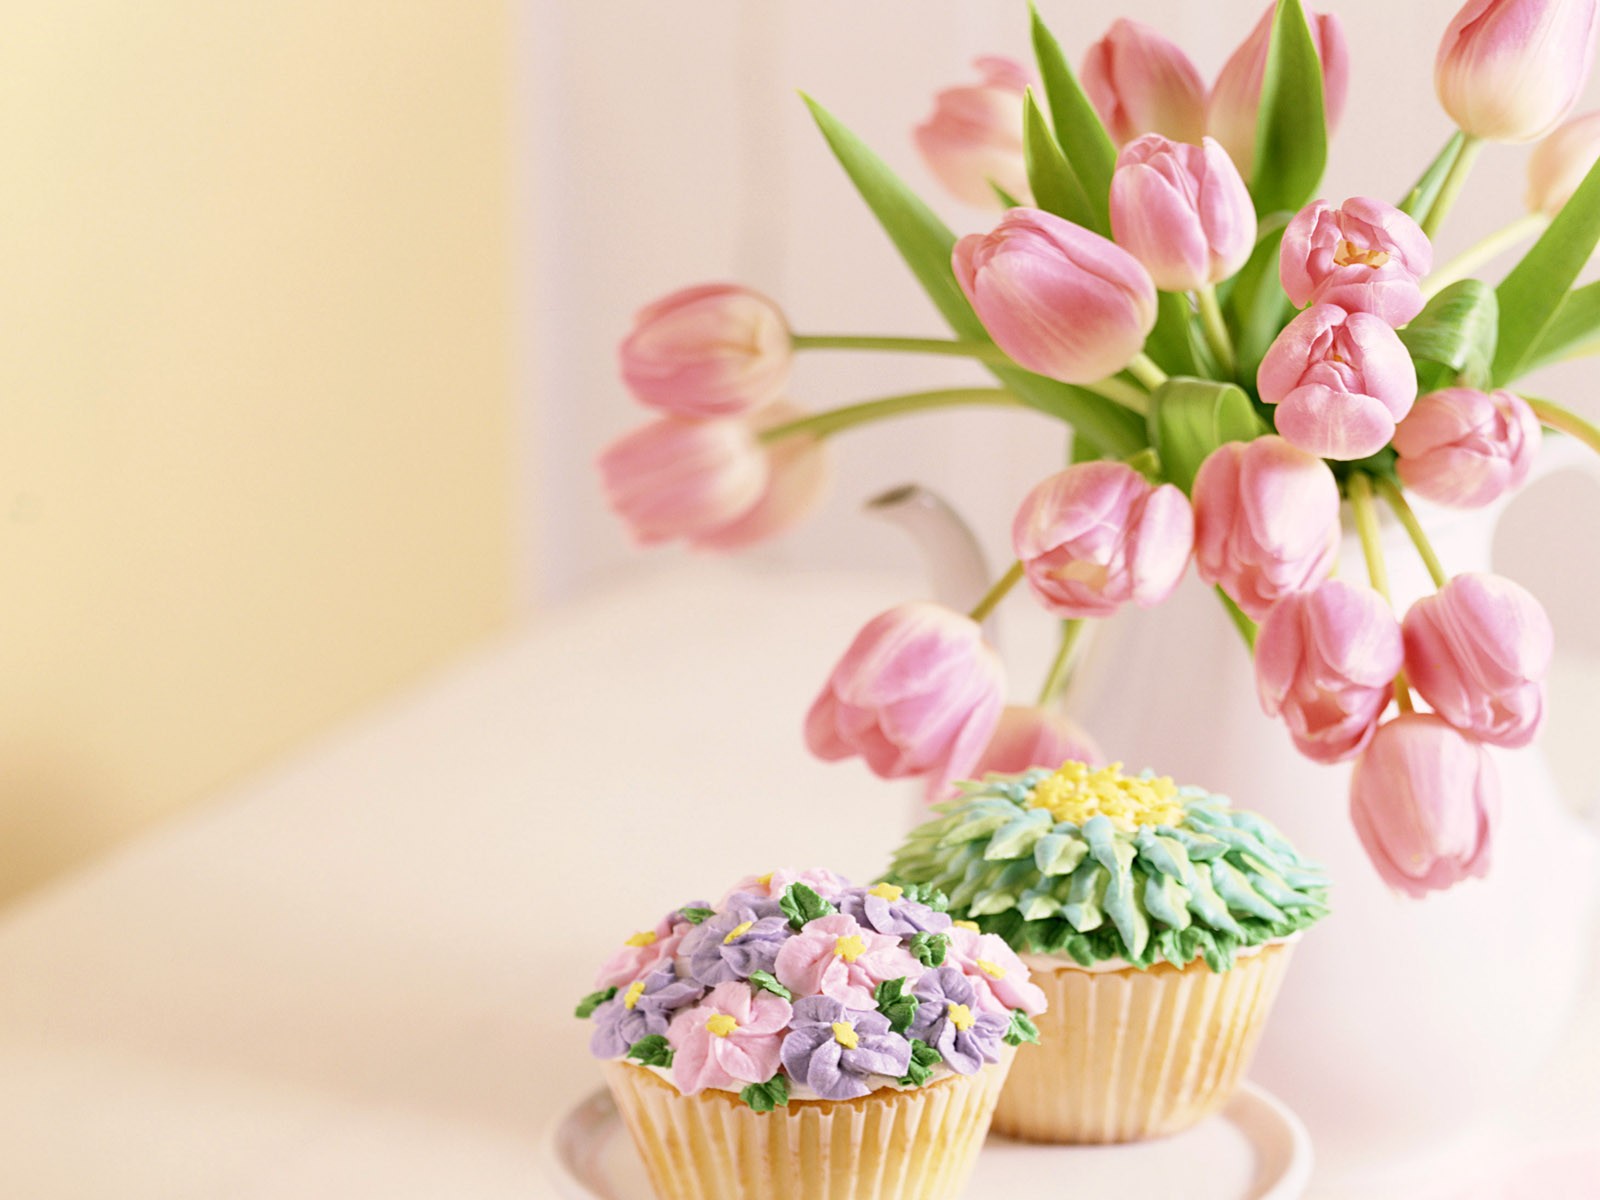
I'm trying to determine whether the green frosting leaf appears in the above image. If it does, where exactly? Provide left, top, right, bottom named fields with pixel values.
left=874, top=977, right=920, bottom=1034
left=749, top=970, right=792, bottom=1001
left=909, top=931, right=950, bottom=967
left=896, top=1039, right=943, bottom=1088
left=626, top=1035, right=674, bottom=1068
left=575, top=987, right=617, bottom=1019
left=896, top=881, right=950, bottom=912
left=1004, top=1010, right=1041, bottom=1047
left=678, top=906, right=716, bottom=925
left=780, top=882, right=836, bottom=930
left=739, top=1074, right=790, bottom=1113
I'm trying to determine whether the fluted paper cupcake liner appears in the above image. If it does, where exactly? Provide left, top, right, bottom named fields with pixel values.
left=602, top=1050, right=1013, bottom=1200
left=992, top=941, right=1293, bottom=1144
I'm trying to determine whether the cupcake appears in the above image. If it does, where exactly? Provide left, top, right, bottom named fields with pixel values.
left=575, top=868, right=1047, bottom=1200
left=886, top=761, right=1328, bottom=1144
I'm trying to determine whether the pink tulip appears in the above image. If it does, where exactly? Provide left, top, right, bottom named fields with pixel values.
left=1402, top=573, right=1553, bottom=748
left=1350, top=713, right=1499, bottom=897
left=1527, top=109, right=1600, bottom=214
left=967, top=705, right=1103, bottom=779
left=1109, top=135, right=1256, bottom=292
left=1192, top=437, right=1341, bottom=620
left=1258, top=305, right=1419, bottom=460
left=914, top=56, right=1031, bottom=209
left=1255, top=581, right=1404, bottom=763
left=1280, top=198, right=1433, bottom=328
left=953, top=207, right=1157, bottom=384
left=1209, top=4, right=1350, bottom=179
left=1393, top=389, right=1541, bottom=508
left=597, top=415, right=768, bottom=548
left=1436, top=0, right=1599, bottom=143
left=1082, top=19, right=1208, bottom=146
left=618, top=284, right=791, bottom=418
left=805, top=603, right=1006, bottom=798
left=1012, top=461, right=1193, bottom=618
left=693, top=402, right=831, bottom=550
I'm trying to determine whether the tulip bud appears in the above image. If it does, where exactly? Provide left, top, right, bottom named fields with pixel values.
left=1012, top=461, right=1194, bottom=618
left=1082, top=19, right=1208, bottom=146
left=1258, top=305, right=1419, bottom=460
left=1349, top=713, right=1500, bottom=898
left=1280, top=198, right=1433, bottom=328
left=1193, top=436, right=1341, bottom=620
left=914, top=56, right=1031, bottom=209
left=1109, top=135, right=1256, bottom=292
left=805, top=603, right=1006, bottom=799
left=953, top=208, right=1157, bottom=384
left=1436, top=0, right=1599, bottom=143
left=1209, top=4, right=1350, bottom=179
left=1402, top=573, right=1553, bottom=748
left=954, top=705, right=1103, bottom=796
left=694, top=402, right=831, bottom=551
left=1256, top=581, right=1404, bottom=763
left=1527, top=109, right=1600, bottom=214
left=618, top=284, right=792, bottom=418
left=597, top=415, right=768, bottom=548
left=1393, top=389, right=1541, bottom=508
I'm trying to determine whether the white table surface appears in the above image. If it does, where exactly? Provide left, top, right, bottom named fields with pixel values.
left=0, top=562, right=1594, bottom=1199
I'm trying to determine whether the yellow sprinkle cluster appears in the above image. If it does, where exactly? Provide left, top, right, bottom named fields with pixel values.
left=1027, top=761, right=1182, bottom=831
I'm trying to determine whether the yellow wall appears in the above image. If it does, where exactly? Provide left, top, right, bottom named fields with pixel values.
left=0, top=3, right=515, bottom=901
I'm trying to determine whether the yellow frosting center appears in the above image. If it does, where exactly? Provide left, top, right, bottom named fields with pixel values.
left=723, top=920, right=754, bottom=945
left=1028, top=761, right=1182, bottom=831
left=705, top=1013, right=738, bottom=1039
left=831, top=1021, right=860, bottom=1049
left=947, top=1002, right=975, bottom=1032
left=756, top=872, right=775, bottom=887
left=952, top=919, right=981, bottom=932
left=623, top=981, right=647, bottom=1010
left=624, top=930, right=658, bottom=948
left=834, top=934, right=867, bottom=963
left=976, top=958, right=1006, bottom=980
left=868, top=882, right=903, bottom=902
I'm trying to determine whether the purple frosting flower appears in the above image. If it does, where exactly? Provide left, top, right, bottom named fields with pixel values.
left=590, top=967, right=706, bottom=1058
left=780, top=995, right=913, bottom=1100
left=837, top=885, right=954, bottom=937
left=681, top=898, right=792, bottom=986
left=908, top=966, right=1008, bottom=1075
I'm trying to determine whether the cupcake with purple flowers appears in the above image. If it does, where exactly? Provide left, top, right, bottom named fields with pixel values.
left=576, top=871, right=1045, bottom=1200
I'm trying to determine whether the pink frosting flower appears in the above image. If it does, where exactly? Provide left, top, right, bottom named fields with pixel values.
left=1012, top=461, right=1194, bottom=619
left=1109, top=135, right=1256, bottom=292
left=1082, top=19, right=1207, bottom=146
left=914, top=56, right=1031, bottom=208
left=1528, top=109, right=1600, bottom=214
left=805, top=603, right=1006, bottom=798
left=1255, top=580, right=1404, bottom=764
left=953, top=208, right=1157, bottom=384
left=1402, top=573, right=1553, bottom=748
left=1258, top=305, right=1419, bottom=460
left=772, top=913, right=921, bottom=1009
left=1349, top=713, right=1500, bottom=898
left=1393, top=389, right=1541, bottom=509
left=1192, top=437, right=1341, bottom=620
left=946, top=926, right=1049, bottom=1016
left=1436, top=0, right=1600, bottom=143
left=596, top=415, right=768, bottom=548
left=1280, top=198, right=1433, bottom=328
left=618, top=283, right=791, bottom=418
left=693, top=401, right=831, bottom=551
left=967, top=706, right=1102, bottom=780
left=593, top=910, right=695, bottom=990
left=717, top=868, right=852, bottom=907
left=667, top=981, right=792, bottom=1095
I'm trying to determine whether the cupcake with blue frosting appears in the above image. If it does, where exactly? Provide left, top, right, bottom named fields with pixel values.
left=886, top=760, right=1328, bottom=1143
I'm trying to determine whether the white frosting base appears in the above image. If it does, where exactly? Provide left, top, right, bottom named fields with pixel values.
left=1021, top=931, right=1300, bottom=975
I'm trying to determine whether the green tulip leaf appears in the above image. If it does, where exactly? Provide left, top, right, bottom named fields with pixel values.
left=1519, top=278, right=1600, bottom=374
left=1251, top=0, right=1328, bottom=216
left=1397, top=279, right=1498, bottom=392
left=1148, top=378, right=1267, bottom=494
left=1022, top=89, right=1095, bottom=229
left=1400, top=132, right=1467, bottom=220
left=1224, top=220, right=1291, bottom=378
left=1029, top=1, right=1115, bottom=234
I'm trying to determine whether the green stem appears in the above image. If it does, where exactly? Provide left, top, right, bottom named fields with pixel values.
left=790, top=333, right=1015, bottom=366
left=1195, top=286, right=1237, bottom=378
left=969, top=561, right=1025, bottom=623
left=1526, top=396, right=1600, bottom=458
left=1082, top=375, right=1151, bottom=415
left=1036, top=619, right=1089, bottom=706
left=1421, top=211, right=1548, bottom=299
left=1349, top=473, right=1413, bottom=715
left=1216, top=588, right=1257, bottom=651
left=1420, top=134, right=1483, bottom=241
left=758, top=388, right=1022, bottom=444
left=1374, top=477, right=1450, bottom=588
left=1125, top=354, right=1169, bottom=391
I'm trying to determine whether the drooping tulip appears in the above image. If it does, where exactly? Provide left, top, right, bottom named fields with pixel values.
left=1527, top=109, right=1600, bottom=214
left=1192, top=436, right=1341, bottom=620
left=1109, top=135, right=1256, bottom=292
left=1279, top=198, right=1433, bottom=328
left=967, top=705, right=1103, bottom=780
left=1258, top=304, right=1419, bottom=460
left=1208, top=4, right=1350, bottom=179
left=597, top=415, right=768, bottom=548
left=618, top=284, right=791, bottom=418
left=914, top=56, right=1031, bottom=209
left=1082, top=19, right=1208, bottom=146
left=953, top=207, right=1157, bottom=384
left=1012, top=461, right=1194, bottom=618
left=1393, top=389, right=1541, bottom=508
left=1402, top=573, right=1553, bottom=748
left=1255, top=581, right=1404, bottom=763
left=805, top=603, right=1006, bottom=800
left=1436, top=0, right=1600, bottom=143
left=1349, top=713, right=1500, bottom=897
left=694, top=402, right=832, bottom=550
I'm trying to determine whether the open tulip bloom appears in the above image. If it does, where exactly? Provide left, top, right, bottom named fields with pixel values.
left=599, top=0, right=1600, bottom=898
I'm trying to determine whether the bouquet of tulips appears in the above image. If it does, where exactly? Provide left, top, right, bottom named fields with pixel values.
left=599, top=0, right=1600, bottom=898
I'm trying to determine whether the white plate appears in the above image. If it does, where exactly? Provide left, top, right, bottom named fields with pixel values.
left=543, top=1081, right=1312, bottom=1199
